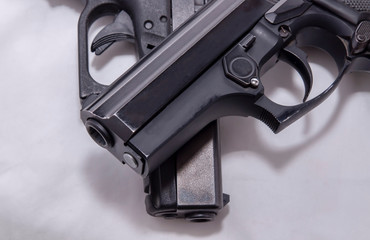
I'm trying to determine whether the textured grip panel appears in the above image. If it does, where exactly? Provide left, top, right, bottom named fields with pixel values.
left=343, top=0, right=370, bottom=12
left=357, top=21, right=370, bottom=37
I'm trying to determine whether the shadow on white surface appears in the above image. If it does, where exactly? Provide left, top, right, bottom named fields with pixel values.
left=47, top=0, right=84, bottom=12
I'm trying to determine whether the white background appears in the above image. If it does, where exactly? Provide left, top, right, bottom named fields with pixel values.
left=1, top=0, right=370, bottom=239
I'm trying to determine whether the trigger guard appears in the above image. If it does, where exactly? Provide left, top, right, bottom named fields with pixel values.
left=253, top=10, right=359, bottom=133
left=78, top=1, right=123, bottom=100
left=255, top=60, right=350, bottom=133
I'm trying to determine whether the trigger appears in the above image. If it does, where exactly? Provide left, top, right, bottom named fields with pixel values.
left=279, top=44, right=313, bottom=102
left=91, top=11, right=135, bottom=56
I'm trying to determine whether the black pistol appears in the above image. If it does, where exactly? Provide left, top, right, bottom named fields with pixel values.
left=78, top=0, right=370, bottom=221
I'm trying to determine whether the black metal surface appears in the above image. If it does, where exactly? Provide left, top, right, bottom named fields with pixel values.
left=80, top=0, right=274, bottom=175
left=83, top=0, right=253, bottom=142
left=313, top=0, right=360, bottom=24
left=79, top=0, right=369, bottom=175
left=78, top=0, right=370, bottom=221
left=265, top=0, right=312, bottom=24
left=131, top=3, right=365, bottom=174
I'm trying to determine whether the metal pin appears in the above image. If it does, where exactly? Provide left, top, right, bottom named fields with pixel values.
left=123, top=153, right=139, bottom=169
left=279, top=25, right=290, bottom=38
left=250, top=78, right=260, bottom=88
